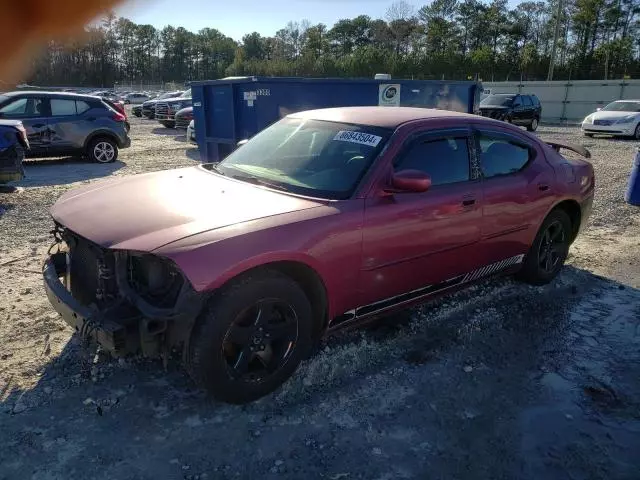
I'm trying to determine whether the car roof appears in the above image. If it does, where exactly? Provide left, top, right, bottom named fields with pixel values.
left=613, top=99, right=640, bottom=102
left=289, top=106, right=478, bottom=129
left=3, top=90, right=104, bottom=101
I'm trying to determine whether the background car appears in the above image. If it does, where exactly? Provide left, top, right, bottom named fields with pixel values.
left=479, top=93, right=541, bottom=131
left=141, top=91, right=184, bottom=119
left=175, top=106, right=193, bottom=129
left=43, top=107, right=594, bottom=404
left=155, top=88, right=192, bottom=128
left=0, top=91, right=130, bottom=163
left=581, top=100, right=640, bottom=139
left=0, top=119, right=29, bottom=183
left=132, top=104, right=143, bottom=117
left=123, top=92, right=150, bottom=104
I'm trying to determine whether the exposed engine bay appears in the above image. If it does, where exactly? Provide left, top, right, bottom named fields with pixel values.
left=45, top=224, right=203, bottom=357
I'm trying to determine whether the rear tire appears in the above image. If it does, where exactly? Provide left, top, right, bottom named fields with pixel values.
left=584, top=132, right=594, bottom=137
left=527, top=117, right=539, bottom=131
left=517, top=209, right=572, bottom=285
left=161, top=121, right=175, bottom=129
left=186, top=270, right=313, bottom=404
left=87, top=137, right=118, bottom=163
left=633, top=123, right=640, bottom=140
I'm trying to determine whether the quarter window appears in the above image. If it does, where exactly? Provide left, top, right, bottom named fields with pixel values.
left=478, top=134, right=531, bottom=178
left=395, top=136, right=470, bottom=186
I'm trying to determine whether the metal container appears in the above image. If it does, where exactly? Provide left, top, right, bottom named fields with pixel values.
left=191, top=76, right=482, bottom=161
left=625, top=148, right=640, bottom=206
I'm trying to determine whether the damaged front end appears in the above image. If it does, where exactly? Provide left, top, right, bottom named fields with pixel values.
left=0, top=123, right=28, bottom=184
left=43, top=225, right=203, bottom=357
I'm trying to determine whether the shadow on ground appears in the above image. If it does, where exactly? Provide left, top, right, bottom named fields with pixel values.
left=152, top=127, right=179, bottom=136
left=17, top=159, right=125, bottom=187
left=1, top=267, right=639, bottom=479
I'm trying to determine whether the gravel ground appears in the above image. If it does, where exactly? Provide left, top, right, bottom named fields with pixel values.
left=1, top=115, right=639, bottom=480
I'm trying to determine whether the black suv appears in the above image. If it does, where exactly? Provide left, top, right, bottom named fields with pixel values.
left=479, top=93, right=541, bottom=131
left=0, top=91, right=131, bottom=163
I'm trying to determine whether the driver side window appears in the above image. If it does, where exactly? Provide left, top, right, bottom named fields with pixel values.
left=395, top=135, right=471, bottom=186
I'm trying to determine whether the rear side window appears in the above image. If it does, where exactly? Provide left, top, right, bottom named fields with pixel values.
left=532, top=96, right=540, bottom=106
left=51, top=99, right=77, bottom=116
left=395, top=136, right=470, bottom=186
left=478, top=134, right=531, bottom=178
left=51, top=99, right=94, bottom=116
left=523, top=96, right=533, bottom=107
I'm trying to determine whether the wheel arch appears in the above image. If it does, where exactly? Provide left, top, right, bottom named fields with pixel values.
left=84, top=130, right=121, bottom=150
left=207, top=259, right=330, bottom=342
left=548, top=198, right=582, bottom=243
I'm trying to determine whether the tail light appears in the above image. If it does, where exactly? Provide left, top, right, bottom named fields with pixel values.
left=112, top=112, right=126, bottom=122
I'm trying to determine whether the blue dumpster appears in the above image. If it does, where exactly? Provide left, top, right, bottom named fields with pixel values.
left=190, top=76, right=482, bottom=162
left=625, top=147, right=640, bottom=206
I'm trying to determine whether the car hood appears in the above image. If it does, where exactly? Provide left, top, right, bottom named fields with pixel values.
left=51, top=166, right=324, bottom=251
left=588, top=110, right=640, bottom=121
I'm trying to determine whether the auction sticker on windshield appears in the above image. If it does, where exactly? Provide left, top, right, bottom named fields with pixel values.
left=333, top=131, right=382, bottom=147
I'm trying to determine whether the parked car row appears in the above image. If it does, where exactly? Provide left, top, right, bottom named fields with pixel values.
left=480, top=91, right=640, bottom=140
left=0, top=91, right=131, bottom=164
left=133, top=88, right=194, bottom=130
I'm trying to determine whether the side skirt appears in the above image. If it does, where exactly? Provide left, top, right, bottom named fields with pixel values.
left=330, top=254, right=525, bottom=330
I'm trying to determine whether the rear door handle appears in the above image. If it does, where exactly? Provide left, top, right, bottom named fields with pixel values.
left=32, top=123, right=46, bottom=128
left=462, top=198, right=476, bottom=206
left=538, top=184, right=550, bottom=191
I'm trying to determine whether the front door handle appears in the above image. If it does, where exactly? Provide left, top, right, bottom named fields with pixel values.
left=32, top=123, right=46, bottom=128
left=538, top=184, right=550, bottom=191
left=462, top=198, right=476, bottom=206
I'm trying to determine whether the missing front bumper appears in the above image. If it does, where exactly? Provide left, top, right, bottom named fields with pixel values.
left=43, top=253, right=135, bottom=354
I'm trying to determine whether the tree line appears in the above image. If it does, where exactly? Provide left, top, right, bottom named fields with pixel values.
left=18, top=0, right=640, bottom=88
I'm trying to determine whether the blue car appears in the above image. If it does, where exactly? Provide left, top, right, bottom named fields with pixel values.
left=0, top=119, right=29, bottom=184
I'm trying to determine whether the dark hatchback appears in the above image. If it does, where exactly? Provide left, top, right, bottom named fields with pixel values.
left=479, top=93, right=542, bottom=131
left=0, top=91, right=130, bottom=163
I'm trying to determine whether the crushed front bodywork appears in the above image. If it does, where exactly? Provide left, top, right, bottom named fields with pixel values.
left=43, top=225, right=204, bottom=356
left=0, top=123, right=27, bottom=184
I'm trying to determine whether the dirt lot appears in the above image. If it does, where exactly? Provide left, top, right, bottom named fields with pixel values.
left=1, top=113, right=639, bottom=480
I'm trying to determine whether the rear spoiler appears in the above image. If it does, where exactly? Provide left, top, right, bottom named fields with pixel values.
left=545, top=140, right=591, bottom=159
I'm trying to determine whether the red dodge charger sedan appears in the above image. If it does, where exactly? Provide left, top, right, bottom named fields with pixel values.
left=44, top=107, right=594, bottom=403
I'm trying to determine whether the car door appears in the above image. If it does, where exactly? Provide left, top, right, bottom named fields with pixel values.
left=475, top=126, right=555, bottom=264
left=0, top=96, right=50, bottom=154
left=511, top=95, right=525, bottom=124
left=359, top=127, right=484, bottom=313
left=48, top=98, right=93, bottom=155
left=521, top=95, right=534, bottom=123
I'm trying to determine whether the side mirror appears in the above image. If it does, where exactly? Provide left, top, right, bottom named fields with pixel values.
left=386, top=170, right=431, bottom=194
left=237, top=139, right=249, bottom=147
left=596, top=107, right=602, bottom=111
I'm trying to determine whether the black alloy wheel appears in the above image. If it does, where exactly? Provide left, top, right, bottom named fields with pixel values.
left=517, top=209, right=571, bottom=285
left=186, top=270, right=313, bottom=404
left=537, top=220, right=565, bottom=274
left=223, top=299, right=299, bottom=383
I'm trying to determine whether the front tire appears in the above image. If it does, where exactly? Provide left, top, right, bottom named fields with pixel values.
left=161, top=121, right=175, bottom=128
left=517, top=209, right=572, bottom=285
left=527, top=117, right=539, bottom=131
left=633, top=123, right=640, bottom=140
left=584, top=132, right=594, bottom=137
left=186, top=271, right=313, bottom=404
left=87, top=137, right=118, bottom=163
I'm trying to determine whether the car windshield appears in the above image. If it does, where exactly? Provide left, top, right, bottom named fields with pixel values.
left=481, top=95, right=514, bottom=107
left=180, top=88, right=191, bottom=99
left=601, top=101, right=640, bottom=112
left=209, top=117, right=391, bottom=200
